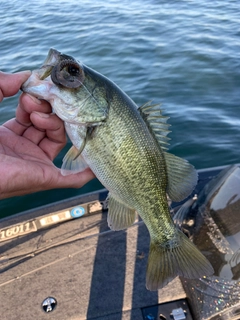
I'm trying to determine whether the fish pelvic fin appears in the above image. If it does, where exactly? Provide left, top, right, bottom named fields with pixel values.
left=146, top=229, right=214, bottom=291
left=107, top=193, right=137, bottom=231
left=61, top=146, right=89, bottom=176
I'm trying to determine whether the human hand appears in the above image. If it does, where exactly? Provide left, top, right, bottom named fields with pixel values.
left=0, top=71, right=95, bottom=199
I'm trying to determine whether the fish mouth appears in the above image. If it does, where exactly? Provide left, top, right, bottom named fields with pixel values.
left=21, top=48, right=61, bottom=94
left=22, top=47, right=79, bottom=84
left=38, top=48, right=61, bottom=80
left=31, top=48, right=63, bottom=81
left=22, top=48, right=83, bottom=95
left=39, top=48, right=79, bottom=80
left=39, top=48, right=78, bottom=79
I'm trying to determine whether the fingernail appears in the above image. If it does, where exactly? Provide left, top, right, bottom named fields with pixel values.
left=33, top=111, right=50, bottom=118
left=26, top=93, right=42, bottom=105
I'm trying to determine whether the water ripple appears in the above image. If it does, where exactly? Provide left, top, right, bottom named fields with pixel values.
left=0, top=0, right=239, bottom=214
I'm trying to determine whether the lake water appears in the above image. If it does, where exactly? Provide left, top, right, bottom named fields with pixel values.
left=0, top=0, right=240, bottom=217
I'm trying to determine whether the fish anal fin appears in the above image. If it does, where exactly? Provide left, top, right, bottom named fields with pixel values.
left=146, top=229, right=214, bottom=291
left=61, top=146, right=89, bottom=176
left=107, top=194, right=137, bottom=231
left=164, top=152, right=198, bottom=202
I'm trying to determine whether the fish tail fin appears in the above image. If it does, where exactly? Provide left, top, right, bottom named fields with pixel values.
left=146, top=229, right=214, bottom=291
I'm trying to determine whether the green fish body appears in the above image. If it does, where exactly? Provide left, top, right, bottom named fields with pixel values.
left=22, top=49, right=214, bottom=290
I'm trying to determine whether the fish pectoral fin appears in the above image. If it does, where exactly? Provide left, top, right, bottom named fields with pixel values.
left=61, top=146, right=89, bottom=176
left=107, top=194, right=137, bottom=231
left=164, top=152, right=198, bottom=202
left=146, top=229, right=214, bottom=291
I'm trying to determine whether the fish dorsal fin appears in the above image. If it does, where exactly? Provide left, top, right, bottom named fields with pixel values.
left=107, top=193, right=137, bottom=230
left=61, top=146, right=89, bottom=176
left=139, top=102, right=197, bottom=201
left=164, top=152, right=198, bottom=202
left=138, top=101, right=171, bottom=150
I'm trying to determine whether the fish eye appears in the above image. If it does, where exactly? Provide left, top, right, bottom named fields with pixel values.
left=51, top=60, right=84, bottom=89
left=67, top=65, right=80, bottom=77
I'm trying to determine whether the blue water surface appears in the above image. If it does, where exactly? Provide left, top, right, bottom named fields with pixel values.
left=0, top=0, right=239, bottom=216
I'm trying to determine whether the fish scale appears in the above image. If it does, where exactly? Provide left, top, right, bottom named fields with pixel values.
left=22, top=48, right=214, bottom=290
left=84, top=118, right=167, bottom=225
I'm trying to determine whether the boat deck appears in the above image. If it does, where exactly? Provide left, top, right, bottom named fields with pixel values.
left=0, top=166, right=224, bottom=320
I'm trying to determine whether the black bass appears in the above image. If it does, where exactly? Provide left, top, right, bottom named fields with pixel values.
left=22, top=49, right=213, bottom=290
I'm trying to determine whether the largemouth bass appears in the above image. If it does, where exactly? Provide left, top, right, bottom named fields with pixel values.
left=22, top=49, right=213, bottom=290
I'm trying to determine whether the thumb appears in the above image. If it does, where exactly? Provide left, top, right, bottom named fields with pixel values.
left=57, top=168, right=96, bottom=189
left=0, top=71, right=31, bottom=102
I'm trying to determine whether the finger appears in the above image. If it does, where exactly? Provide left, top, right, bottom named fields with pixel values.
left=0, top=71, right=31, bottom=102
left=30, top=112, right=67, bottom=160
left=6, top=93, right=52, bottom=136
left=22, top=125, right=46, bottom=145
left=3, top=118, right=46, bottom=145
left=22, top=112, right=65, bottom=148
left=16, top=93, right=52, bottom=126
left=57, top=168, right=96, bottom=189
left=31, top=112, right=66, bottom=144
left=3, top=118, right=30, bottom=136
